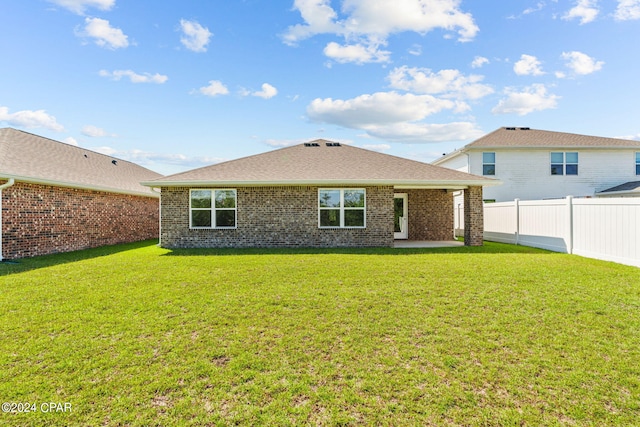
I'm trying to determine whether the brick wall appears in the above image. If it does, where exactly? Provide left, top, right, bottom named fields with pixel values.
left=160, top=186, right=395, bottom=248
left=464, top=185, right=484, bottom=246
left=406, top=189, right=454, bottom=240
left=1, top=181, right=159, bottom=259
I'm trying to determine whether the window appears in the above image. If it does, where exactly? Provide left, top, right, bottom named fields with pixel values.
left=190, top=189, right=236, bottom=229
left=636, top=152, right=640, bottom=175
left=551, top=152, right=578, bottom=175
left=482, top=152, right=495, bottom=175
left=319, top=189, right=365, bottom=228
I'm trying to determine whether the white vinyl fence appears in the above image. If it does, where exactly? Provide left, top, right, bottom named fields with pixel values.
left=480, top=197, right=640, bottom=268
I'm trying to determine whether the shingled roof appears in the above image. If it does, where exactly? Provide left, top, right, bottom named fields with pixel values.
left=142, top=140, right=497, bottom=189
left=465, top=127, right=640, bottom=149
left=0, top=128, right=161, bottom=197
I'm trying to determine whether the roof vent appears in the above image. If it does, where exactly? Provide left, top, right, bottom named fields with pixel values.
left=304, top=142, right=320, bottom=147
left=111, top=160, right=118, bottom=165
left=326, top=142, right=341, bottom=147
left=519, top=127, right=530, bottom=130
left=505, top=127, right=516, bottom=130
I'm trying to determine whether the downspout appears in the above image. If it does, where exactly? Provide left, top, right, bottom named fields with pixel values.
left=0, top=178, right=16, bottom=262
left=150, top=187, right=161, bottom=247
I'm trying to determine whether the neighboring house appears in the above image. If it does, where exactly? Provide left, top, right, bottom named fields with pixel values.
left=0, top=128, right=161, bottom=260
left=141, top=140, right=498, bottom=248
left=433, top=127, right=640, bottom=202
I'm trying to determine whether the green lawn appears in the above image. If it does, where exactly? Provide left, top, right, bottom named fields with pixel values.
left=1, top=240, right=639, bottom=426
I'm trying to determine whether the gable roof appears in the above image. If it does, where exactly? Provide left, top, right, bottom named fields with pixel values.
left=433, top=127, right=640, bottom=165
left=142, top=140, right=498, bottom=189
left=0, top=128, right=161, bottom=197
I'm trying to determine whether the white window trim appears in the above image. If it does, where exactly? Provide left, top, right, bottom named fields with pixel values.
left=318, top=188, right=366, bottom=229
left=550, top=152, right=579, bottom=176
left=482, top=152, right=496, bottom=176
left=189, top=189, right=237, bottom=229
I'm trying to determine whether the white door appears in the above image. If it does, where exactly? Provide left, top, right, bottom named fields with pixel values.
left=394, top=193, right=408, bottom=239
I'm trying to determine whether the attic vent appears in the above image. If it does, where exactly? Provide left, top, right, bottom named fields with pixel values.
left=505, top=127, right=516, bottom=130
left=519, top=127, right=530, bottom=130
left=304, top=142, right=320, bottom=147
left=111, top=160, right=118, bottom=165
left=326, top=142, right=341, bottom=147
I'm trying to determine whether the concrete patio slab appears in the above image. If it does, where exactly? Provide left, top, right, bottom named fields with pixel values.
left=393, top=240, right=465, bottom=248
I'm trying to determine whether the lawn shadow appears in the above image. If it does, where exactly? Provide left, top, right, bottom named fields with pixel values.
left=0, top=239, right=159, bottom=276
left=161, top=241, right=558, bottom=257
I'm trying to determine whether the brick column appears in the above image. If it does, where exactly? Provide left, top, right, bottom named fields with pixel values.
left=464, top=186, right=484, bottom=246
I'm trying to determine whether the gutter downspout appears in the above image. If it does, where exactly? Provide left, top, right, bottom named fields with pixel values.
left=150, top=187, right=161, bottom=247
left=0, top=178, right=16, bottom=262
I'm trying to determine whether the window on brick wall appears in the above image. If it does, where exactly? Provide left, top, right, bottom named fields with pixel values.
left=318, top=189, right=366, bottom=228
left=551, top=152, right=578, bottom=175
left=190, top=189, right=236, bottom=229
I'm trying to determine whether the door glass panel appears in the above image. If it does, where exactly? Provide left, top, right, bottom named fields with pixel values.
left=394, top=197, right=404, bottom=233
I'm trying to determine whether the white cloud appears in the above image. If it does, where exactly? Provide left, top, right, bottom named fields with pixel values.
left=360, top=143, right=391, bottom=152
left=615, top=0, right=640, bottom=20
left=78, top=17, right=129, bottom=49
left=99, top=69, right=168, bottom=84
left=241, top=83, right=278, bottom=99
left=364, top=122, right=484, bottom=143
left=563, top=0, right=599, bottom=24
left=387, top=66, right=494, bottom=100
left=92, top=146, right=226, bottom=174
left=305, top=91, right=481, bottom=142
left=197, top=80, right=230, bottom=97
left=0, top=106, right=64, bottom=131
left=408, top=44, right=422, bottom=56
left=471, top=56, right=489, bottom=68
left=513, top=54, right=545, bottom=76
left=283, top=0, right=478, bottom=63
left=179, top=19, right=212, bottom=53
left=492, top=84, right=560, bottom=116
left=81, top=125, right=115, bottom=137
left=561, top=51, right=604, bottom=75
left=307, top=92, right=456, bottom=128
left=64, top=137, right=79, bottom=146
left=47, top=0, right=115, bottom=15
left=323, top=41, right=391, bottom=64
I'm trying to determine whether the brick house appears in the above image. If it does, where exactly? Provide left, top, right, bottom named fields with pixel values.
left=0, top=128, right=161, bottom=260
left=142, top=141, right=498, bottom=248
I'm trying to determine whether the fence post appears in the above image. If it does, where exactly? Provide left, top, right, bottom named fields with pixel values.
left=514, top=198, right=520, bottom=246
left=567, top=196, right=574, bottom=254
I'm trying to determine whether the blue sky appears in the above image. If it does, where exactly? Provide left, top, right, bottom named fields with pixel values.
left=1, top=0, right=639, bottom=174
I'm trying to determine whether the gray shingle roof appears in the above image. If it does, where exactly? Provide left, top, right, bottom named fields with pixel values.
left=143, top=140, right=497, bottom=188
left=0, top=128, right=161, bottom=196
left=598, top=181, right=640, bottom=193
left=466, top=127, right=640, bottom=149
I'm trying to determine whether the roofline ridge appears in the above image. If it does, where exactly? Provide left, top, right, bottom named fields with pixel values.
left=0, top=127, right=162, bottom=175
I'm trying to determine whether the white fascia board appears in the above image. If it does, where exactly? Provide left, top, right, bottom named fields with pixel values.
left=141, top=178, right=502, bottom=189
left=0, top=174, right=159, bottom=198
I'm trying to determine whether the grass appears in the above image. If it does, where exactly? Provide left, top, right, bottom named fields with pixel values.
left=0, top=240, right=639, bottom=426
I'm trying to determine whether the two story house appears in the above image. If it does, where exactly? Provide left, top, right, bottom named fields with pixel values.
left=433, top=127, right=640, bottom=202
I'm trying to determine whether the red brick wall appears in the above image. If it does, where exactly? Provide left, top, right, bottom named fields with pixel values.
left=464, top=186, right=484, bottom=246
left=1, top=181, right=159, bottom=259
left=405, top=189, right=454, bottom=241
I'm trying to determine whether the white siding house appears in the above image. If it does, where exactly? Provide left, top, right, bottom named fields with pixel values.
left=433, top=127, right=640, bottom=202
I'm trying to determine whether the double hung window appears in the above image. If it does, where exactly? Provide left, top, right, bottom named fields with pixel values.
left=318, top=189, right=366, bottom=228
left=551, top=152, right=578, bottom=175
left=482, top=152, right=496, bottom=176
left=190, top=189, right=237, bottom=229
left=636, top=152, right=640, bottom=175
